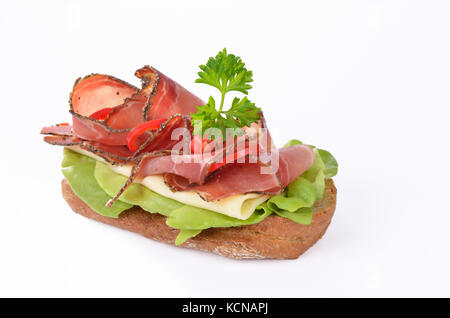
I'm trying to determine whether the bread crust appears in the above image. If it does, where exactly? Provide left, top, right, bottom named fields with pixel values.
left=61, top=178, right=337, bottom=259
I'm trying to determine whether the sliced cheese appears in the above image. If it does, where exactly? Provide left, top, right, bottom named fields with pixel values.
left=67, top=146, right=269, bottom=220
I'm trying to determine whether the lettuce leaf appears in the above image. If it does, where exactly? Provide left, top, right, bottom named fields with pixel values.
left=62, top=139, right=337, bottom=244
left=95, top=140, right=335, bottom=229
left=318, top=148, right=338, bottom=178
left=175, top=229, right=202, bottom=246
left=95, top=162, right=183, bottom=217
left=95, top=161, right=273, bottom=231
left=166, top=204, right=272, bottom=230
left=61, top=149, right=132, bottom=218
left=282, top=139, right=304, bottom=148
left=94, top=161, right=273, bottom=244
left=262, top=140, right=338, bottom=225
left=274, top=207, right=313, bottom=224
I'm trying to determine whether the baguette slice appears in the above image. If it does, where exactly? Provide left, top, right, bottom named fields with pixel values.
left=62, top=178, right=337, bottom=259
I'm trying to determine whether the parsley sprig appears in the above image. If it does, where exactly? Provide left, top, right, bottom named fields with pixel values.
left=191, top=49, right=261, bottom=139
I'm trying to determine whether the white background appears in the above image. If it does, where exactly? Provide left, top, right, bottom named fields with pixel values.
left=0, top=0, right=449, bottom=297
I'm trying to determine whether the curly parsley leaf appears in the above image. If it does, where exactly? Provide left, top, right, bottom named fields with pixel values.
left=191, top=97, right=218, bottom=136
left=191, top=49, right=261, bottom=139
left=192, top=96, right=261, bottom=139
left=195, top=48, right=253, bottom=95
left=226, top=97, right=261, bottom=127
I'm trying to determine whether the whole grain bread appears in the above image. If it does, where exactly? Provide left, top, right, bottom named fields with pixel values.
left=61, top=178, right=337, bottom=259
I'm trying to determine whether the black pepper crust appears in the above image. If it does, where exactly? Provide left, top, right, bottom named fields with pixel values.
left=68, top=66, right=160, bottom=134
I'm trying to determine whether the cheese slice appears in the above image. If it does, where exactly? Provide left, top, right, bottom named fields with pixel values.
left=67, top=146, right=269, bottom=220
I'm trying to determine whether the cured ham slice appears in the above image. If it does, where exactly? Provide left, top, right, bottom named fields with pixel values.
left=109, top=144, right=314, bottom=202
left=42, top=65, right=315, bottom=206
left=43, top=117, right=192, bottom=167
left=277, top=144, right=314, bottom=186
left=44, top=135, right=133, bottom=164
left=44, top=135, right=81, bottom=146
left=70, top=74, right=138, bottom=117
left=40, top=124, right=73, bottom=136
left=131, top=114, right=191, bottom=156
left=136, top=134, right=260, bottom=185
left=70, top=66, right=204, bottom=146
left=186, top=163, right=282, bottom=201
left=165, top=145, right=315, bottom=201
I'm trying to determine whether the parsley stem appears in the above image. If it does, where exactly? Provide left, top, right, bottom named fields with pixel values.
left=219, top=92, right=226, bottom=112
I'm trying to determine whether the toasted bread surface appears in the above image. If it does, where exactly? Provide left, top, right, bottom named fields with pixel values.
left=61, top=178, right=337, bottom=259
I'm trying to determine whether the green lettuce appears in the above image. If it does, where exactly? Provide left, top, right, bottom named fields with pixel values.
left=166, top=204, right=272, bottom=230
left=262, top=139, right=338, bottom=225
left=318, top=148, right=339, bottom=178
left=95, top=162, right=183, bottom=217
left=175, top=229, right=202, bottom=246
left=94, top=161, right=273, bottom=244
left=61, top=139, right=338, bottom=245
left=61, top=149, right=132, bottom=218
left=274, top=207, right=313, bottom=224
